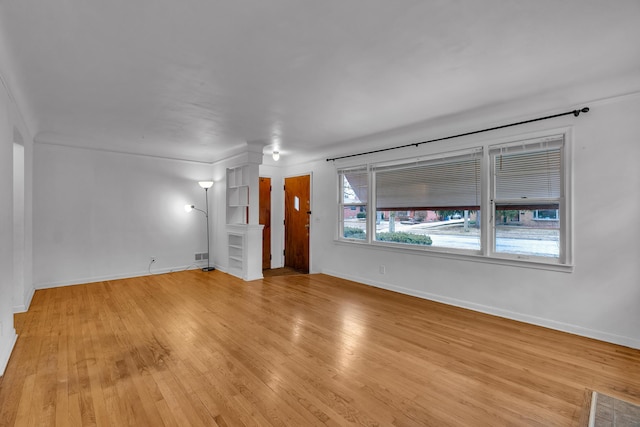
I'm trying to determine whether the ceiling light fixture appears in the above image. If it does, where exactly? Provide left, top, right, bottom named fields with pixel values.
left=272, top=151, right=280, bottom=161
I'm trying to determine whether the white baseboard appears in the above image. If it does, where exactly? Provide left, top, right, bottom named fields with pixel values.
left=12, top=304, right=26, bottom=313
left=24, top=286, right=35, bottom=311
left=34, top=264, right=208, bottom=290
left=13, top=286, right=35, bottom=313
left=0, top=330, right=18, bottom=376
left=322, top=269, right=640, bottom=350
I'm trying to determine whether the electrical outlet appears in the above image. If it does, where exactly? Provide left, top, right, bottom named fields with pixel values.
left=379, top=265, right=386, bottom=274
left=150, top=257, right=156, bottom=263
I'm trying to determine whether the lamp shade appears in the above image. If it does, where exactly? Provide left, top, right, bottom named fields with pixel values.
left=198, top=180, right=214, bottom=189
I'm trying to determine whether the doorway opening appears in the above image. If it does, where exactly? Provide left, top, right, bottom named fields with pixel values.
left=259, top=177, right=271, bottom=270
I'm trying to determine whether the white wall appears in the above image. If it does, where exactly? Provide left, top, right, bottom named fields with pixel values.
left=1, top=27, right=34, bottom=372
left=12, top=143, right=24, bottom=308
left=291, top=93, right=640, bottom=349
left=0, top=79, right=18, bottom=375
left=32, top=141, right=274, bottom=287
left=11, top=109, right=34, bottom=313
left=33, top=144, right=215, bottom=288
left=19, top=123, right=34, bottom=312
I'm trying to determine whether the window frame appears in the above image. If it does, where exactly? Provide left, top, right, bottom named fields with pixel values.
left=335, top=128, right=573, bottom=271
left=338, top=167, right=369, bottom=242
left=488, top=134, right=569, bottom=264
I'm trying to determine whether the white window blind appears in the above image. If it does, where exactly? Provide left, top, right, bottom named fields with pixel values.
left=373, top=150, right=481, bottom=210
left=341, top=168, right=368, bottom=204
left=491, top=136, right=563, bottom=207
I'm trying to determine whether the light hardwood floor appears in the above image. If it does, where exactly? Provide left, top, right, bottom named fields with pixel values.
left=1, top=271, right=639, bottom=426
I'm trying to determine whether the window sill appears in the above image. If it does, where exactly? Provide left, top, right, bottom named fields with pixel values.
left=334, top=238, right=574, bottom=273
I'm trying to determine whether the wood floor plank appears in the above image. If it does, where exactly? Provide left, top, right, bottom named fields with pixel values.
left=1, top=270, right=639, bottom=426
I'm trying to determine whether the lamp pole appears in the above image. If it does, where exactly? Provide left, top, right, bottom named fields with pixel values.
left=202, top=186, right=214, bottom=271
left=185, top=181, right=215, bottom=271
left=195, top=180, right=215, bottom=272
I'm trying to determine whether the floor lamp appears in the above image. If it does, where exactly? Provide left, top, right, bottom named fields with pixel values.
left=185, top=180, right=215, bottom=272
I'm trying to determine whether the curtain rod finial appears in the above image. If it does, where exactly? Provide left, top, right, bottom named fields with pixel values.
left=574, top=106, right=590, bottom=117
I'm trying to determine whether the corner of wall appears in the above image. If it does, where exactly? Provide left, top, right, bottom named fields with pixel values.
left=0, top=327, right=18, bottom=376
left=13, top=286, right=34, bottom=314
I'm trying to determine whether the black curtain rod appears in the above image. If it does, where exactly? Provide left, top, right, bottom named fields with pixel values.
left=326, top=107, right=589, bottom=162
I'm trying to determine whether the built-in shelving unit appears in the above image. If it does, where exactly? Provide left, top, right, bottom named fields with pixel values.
left=227, top=232, right=244, bottom=278
left=226, top=164, right=263, bottom=281
left=226, top=165, right=249, bottom=225
left=226, top=224, right=263, bottom=281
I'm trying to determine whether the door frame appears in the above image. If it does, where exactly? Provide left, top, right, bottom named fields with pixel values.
left=259, top=176, right=271, bottom=270
left=283, top=172, right=313, bottom=273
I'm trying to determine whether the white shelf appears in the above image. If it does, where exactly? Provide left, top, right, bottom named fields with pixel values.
left=226, top=224, right=264, bottom=281
left=227, top=166, right=246, bottom=188
left=227, top=166, right=249, bottom=225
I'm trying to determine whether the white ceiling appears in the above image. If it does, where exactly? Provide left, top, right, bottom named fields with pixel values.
left=1, top=0, right=639, bottom=163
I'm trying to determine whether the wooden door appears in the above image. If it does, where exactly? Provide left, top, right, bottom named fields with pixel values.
left=259, top=177, right=271, bottom=270
left=284, top=175, right=310, bottom=273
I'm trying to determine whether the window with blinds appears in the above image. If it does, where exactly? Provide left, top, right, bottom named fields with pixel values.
left=490, top=135, right=565, bottom=260
left=339, top=168, right=368, bottom=240
left=336, top=131, right=571, bottom=267
left=371, top=149, right=482, bottom=250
